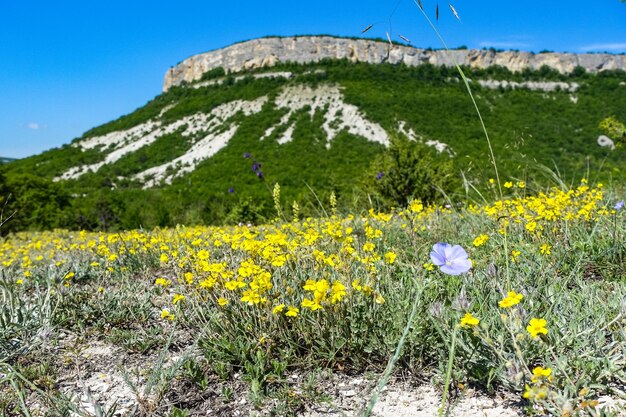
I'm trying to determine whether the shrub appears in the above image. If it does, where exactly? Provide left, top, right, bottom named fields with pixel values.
left=365, top=135, right=459, bottom=207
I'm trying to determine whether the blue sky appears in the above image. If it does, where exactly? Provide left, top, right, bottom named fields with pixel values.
left=1, top=0, right=625, bottom=158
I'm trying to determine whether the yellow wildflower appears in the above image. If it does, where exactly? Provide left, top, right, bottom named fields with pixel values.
left=531, top=366, right=552, bottom=383
left=540, top=243, right=551, bottom=255
left=499, top=291, right=523, bottom=308
left=161, top=309, right=174, bottom=321
left=504, top=181, right=513, bottom=189
left=410, top=200, right=424, bottom=213
left=523, top=384, right=548, bottom=400
left=173, top=294, right=185, bottom=304
left=241, top=289, right=264, bottom=305
left=472, top=234, right=489, bottom=247
left=217, top=297, right=229, bottom=306
left=384, top=251, right=397, bottom=264
left=302, top=298, right=323, bottom=311
left=154, top=278, right=171, bottom=287
left=272, top=304, right=285, bottom=314
left=330, top=281, right=347, bottom=303
left=460, top=312, right=480, bottom=328
left=285, top=306, right=299, bottom=317
left=225, top=280, right=246, bottom=290
left=580, top=399, right=599, bottom=409
left=196, top=249, right=210, bottom=260
left=527, top=318, right=548, bottom=338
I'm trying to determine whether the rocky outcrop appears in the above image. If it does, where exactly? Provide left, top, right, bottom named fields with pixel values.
left=163, top=36, right=626, bottom=91
left=477, top=79, right=579, bottom=92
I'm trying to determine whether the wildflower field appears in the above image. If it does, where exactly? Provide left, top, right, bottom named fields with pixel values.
left=0, top=179, right=625, bottom=416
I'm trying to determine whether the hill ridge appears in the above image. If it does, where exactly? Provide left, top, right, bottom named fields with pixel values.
left=163, top=35, right=626, bottom=91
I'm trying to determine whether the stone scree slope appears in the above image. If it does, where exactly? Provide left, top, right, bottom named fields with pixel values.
left=163, top=36, right=626, bottom=91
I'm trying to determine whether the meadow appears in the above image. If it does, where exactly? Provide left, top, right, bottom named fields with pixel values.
left=1, top=179, right=625, bottom=416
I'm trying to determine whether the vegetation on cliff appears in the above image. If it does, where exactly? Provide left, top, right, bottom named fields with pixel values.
left=1, top=60, right=625, bottom=232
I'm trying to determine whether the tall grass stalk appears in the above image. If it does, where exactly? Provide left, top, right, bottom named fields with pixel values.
left=362, top=2, right=515, bottom=414
left=409, top=1, right=511, bottom=290
left=438, top=326, right=458, bottom=417
left=0, top=361, right=82, bottom=416
left=362, top=282, right=424, bottom=417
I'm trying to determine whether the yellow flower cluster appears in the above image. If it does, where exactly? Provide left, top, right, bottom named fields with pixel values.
left=0, top=183, right=612, bottom=336
left=524, top=366, right=554, bottom=401
left=472, top=234, right=489, bottom=247
left=527, top=318, right=549, bottom=338
left=460, top=312, right=480, bottom=328
left=478, top=182, right=607, bottom=236
left=499, top=291, right=523, bottom=308
left=1, top=211, right=408, bottom=320
left=302, top=279, right=346, bottom=310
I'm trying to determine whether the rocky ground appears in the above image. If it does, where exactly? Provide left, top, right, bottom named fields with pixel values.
left=17, top=334, right=624, bottom=417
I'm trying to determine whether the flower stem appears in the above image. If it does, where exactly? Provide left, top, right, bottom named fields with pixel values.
left=439, top=325, right=459, bottom=417
left=363, top=284, right=424, bottom=417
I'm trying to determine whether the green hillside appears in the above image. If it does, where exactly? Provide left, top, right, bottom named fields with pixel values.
left=2, top=59, right=626, bottom=232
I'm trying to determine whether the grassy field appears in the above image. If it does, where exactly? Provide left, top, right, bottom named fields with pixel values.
left=0, top=179, right=624, bottom=416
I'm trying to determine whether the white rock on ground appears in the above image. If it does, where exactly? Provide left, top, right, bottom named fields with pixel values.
left=304, top=383, right=524, bottom=417
left=398, top=121, right=454, bottom=155
left=597, top=134, right=616, bottom=150
left=477, top=79, right=579, bottom=93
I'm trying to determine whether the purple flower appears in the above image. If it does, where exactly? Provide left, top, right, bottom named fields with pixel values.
left=376, top=171, right=384, bottom=180
left=252, top=163, right=261, bottom=172
left=430, top=243, right=472, bottom=275
left=243, top=152, right=251, bottom=159
left=256, top=171, right=264, bottom=179
left=228, top=187, right=235, bottom=193
left=615, top=200, right=624, bottom=211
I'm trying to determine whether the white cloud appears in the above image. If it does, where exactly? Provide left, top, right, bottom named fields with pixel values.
left=478, top=41, right=531, bottom=49
left=579, top=43, right=626, bottom=52
left=21, top=122, right=47, bottom=130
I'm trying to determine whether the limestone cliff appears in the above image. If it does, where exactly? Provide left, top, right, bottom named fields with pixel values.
left=163, top=36, right=626, bottom=92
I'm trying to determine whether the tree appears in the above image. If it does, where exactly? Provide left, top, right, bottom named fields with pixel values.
left=0, top=172, right=70, bottom=234
left=599, top=116, right=626, bottom=147
left=366, top=135, right=459, bottom=208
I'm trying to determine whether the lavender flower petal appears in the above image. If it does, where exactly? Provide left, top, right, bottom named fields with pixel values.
left=430, top=242, right=471, bottom=275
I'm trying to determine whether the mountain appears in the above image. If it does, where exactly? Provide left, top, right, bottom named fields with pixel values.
left=3, top=35, right=626, bottom=232
left=0, top=157, right=15, bottom=164
left=163, top=36, right=626, bottom=91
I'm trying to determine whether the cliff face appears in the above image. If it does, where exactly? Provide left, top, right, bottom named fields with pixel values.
left=163, top=36, right=626, bottom=91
